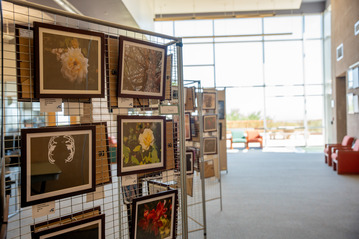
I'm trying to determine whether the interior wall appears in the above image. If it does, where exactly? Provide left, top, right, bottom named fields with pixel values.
left=331, top=0, right=359, bottom=140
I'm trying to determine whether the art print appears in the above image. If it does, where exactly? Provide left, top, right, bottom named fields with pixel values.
left=202, top=92, right=216, bottom=110
left=203, top=114, right=217, bottom=132
left=203, top=137, right=217, bottom=155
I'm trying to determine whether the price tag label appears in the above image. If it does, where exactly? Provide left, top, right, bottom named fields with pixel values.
left=118, top=98, right=133, bottom=108
left=32, top=201, right=55, bottom=218
left=40, top=98, right=62, bottom=112
left=122, top=174, right=137, bottom=186
left=160, top=105, right=179, bottom=115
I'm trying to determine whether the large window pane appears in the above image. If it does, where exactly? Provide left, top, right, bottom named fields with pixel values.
left=266, top=86, right=304, bottom=97
left=183, top=66, right=214, bottom=88
left=264, top=16, right=303, bottom=40
left=183, top=44, right=213, bottom=65
left=154, top=21, right=174, bottom=36
left=304, top=40, right=323, bottom=85
left=304, top=15, right=323, bottom=39
left=264, top=41, right=303, bottom=85
left=214, top=18, right=262, bottom=42
left=175, top=20, right=213, bottom=37
left=215, top=42, right=263, bottom=87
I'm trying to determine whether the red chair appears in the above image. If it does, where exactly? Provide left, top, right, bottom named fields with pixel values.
left=246, top=130, right=263, bottom=149
left=332, top=140, right=359, bottom=174
left=324, top=136, right=354, bottom=166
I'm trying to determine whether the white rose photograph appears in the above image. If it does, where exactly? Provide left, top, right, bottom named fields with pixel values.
left=34, top=22, right=104, bottom=98
left=117, top=116, right=166, bottom=175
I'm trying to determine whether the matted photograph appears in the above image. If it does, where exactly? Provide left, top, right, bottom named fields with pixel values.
left=118, top=36, right=167, bottom=100
left=203, top=137, right=217, bottom=155
left=202, top=92, right=216, bottom=110
left=32, top=213, right=105, bottom=239
left=203, top=114, right=217, bottom=132
left=131, top=190, right=177, bottom=239
left=34, top=22, right=105, bottom=98
left=186, top=150, right=194, bottom=175
left=147, top=181, right=170, bottom=195
left=20, top=125, right=96, bottom=207
left=185, top=112, right=192, bottom=141
left=117, top=116, right=166, bottom=176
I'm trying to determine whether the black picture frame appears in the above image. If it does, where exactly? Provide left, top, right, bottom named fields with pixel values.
left=185, top=150, right=194, bottom=175
left=185, top=112, right=192, bottom=141
left=21, top=125, right=96, bottom=207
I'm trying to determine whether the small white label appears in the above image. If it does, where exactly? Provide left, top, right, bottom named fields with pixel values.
left=40, top=98, right=62, bottom=113
left=118, top=98, right=133, bottom=108
left=63, top=102, right=84, bottom=116
left=160, top=105, right=179, bottom=115
left=19, top=28, right=33, bottom=38
left=32, top=201, right=55, bottom=218
left=86, top=186, right=105, bottom=202
left=162, top=170, right=176, bottom=182
left=122, top=174, right=137, bottom=186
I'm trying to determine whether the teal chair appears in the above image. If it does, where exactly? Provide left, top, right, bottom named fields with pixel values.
left=230, top=130, right=247, bottom=149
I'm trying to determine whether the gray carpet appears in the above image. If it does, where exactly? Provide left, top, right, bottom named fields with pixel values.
left=204, top=150, right=359, bottom=239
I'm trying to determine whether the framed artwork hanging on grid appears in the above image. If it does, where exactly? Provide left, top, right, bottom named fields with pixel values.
left=131, top=190, right=178, bottom=239
left=185, top=150, right=194, bottom=175
left=118, top=36, right=167, bottom=100
left=203, top=137, right=217, bottom=155
left=34, top=22, right=105, bottom=98
left=203, top=114, right=217, bottom=132
left=21, top=125, right=96, bottom=207
left=117, top=116, right=166, bottom=176
left=202, top=92, right=216, bottom=110
left=185, top=112, right=192, bottom=141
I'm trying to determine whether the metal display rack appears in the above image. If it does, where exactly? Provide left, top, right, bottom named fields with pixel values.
left=0, top=0, right=207, bottom=238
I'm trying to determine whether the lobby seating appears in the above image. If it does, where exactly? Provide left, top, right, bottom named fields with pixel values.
left=246, top=130, right=263, bottom=149
left=332, top=139, right=359, bottom=174
left=229, top=130, right=247, bottom=149
left=324, top=136, right=354, bottom=166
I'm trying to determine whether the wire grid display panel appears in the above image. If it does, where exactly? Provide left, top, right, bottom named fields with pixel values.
left=1, top=1, right=183, bottom=238
left=183, top=81, right=206, bottom=237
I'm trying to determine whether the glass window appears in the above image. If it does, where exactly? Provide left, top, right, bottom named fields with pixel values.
left=266, top=86, right=304, bottom=97
left=183, top=43, right=214, bottom=65
left=214, top=18, right=262, bottom=42
left=306, top=85, right=324, bottom=96
left=304, top=15, right=323, bottom=39
left=175, top=20, right=213, bottom=37
left=304, top=40, right=323, bottom=85
left=154, top=21, right=174, bottom=36
left=264, top=41, right=303, bottom=85
left=215, top=42, right=263, bottom=87
left=264, top=16, right=303, bottom=40
left=183, top=66, right=214, bottom=88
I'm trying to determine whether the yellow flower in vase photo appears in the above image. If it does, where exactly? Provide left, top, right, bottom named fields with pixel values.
left=139, top=128, right=155, bottom=151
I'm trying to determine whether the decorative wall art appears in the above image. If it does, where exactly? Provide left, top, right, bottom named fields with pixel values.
left=131, top=190, right=177, bottom=239
left=203, top=137, right=217, bottom=155
left=203, top=114, right=217, bottom=132
left=118, top=36, right=167, bottom=100
left=117, top=116, right=166, bottom=176
left=185, top=150, right=194, bottom=175
left=21, top=125, right=95, bottom=207
left=34, top=22, right=105, bottom=98
left=185, top=112, right=192, bottom=141
left=202, top=92, right=216, bottom=110
left=31, top=213, right=105, bottom=239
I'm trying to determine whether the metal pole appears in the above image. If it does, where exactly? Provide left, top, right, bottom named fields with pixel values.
left=4, top=0, right=180, bottom=41
left=198, top=88, right=207, bottom=239
left=177, top=40, right=188, bottom=239
left=215, top=92, right=223, bottom=212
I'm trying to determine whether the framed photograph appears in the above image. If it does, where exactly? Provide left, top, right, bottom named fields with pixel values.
left=203, top=114, right=217, bottom=132
left=34, top=22, right=105, bottom=98
left=202, top=92, right=216, bottom=110
left=32, top=207, right=101, bottom=233
left=118, top=36, right=167, bottom=100
left=147, top=181, right=170, bottom=195
left=185, top=112, right=192, bottom=141
left=203, top=137, right=217, bottom=155
left=32, top=213, right=105, bottom=239
left=185, top=150, right=194, bottom=175
left=117, top=116, right=166, bottom=176
left=131, top=190, right=177, bottom=239
left=21, top=125, right=96, bottom=207
left=218, top=100, right=225, bottom=119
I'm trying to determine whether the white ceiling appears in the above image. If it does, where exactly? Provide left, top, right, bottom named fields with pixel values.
left=153, top=0, right=324, bottom=15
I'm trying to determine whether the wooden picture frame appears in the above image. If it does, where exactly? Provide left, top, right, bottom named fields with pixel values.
left=117, top=116, right=166, bottom=176
left=203, top=137, right=217, bottom=155
left=185, top=112, right=192, bottom=141
left=202, top=92, right=216, bottom=110
left=203, top=114, right=217, bottom=132
left=185, top=150, right=194, bottom=175
left=34, top=22, right=105, bottom=98
left=32, top=213, right=105, bottom=239
left=21, top=125, right=96, bottom=207
left=131, top=190, right=177, bottom=239
left=118, top=36, right=167, bottom=100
